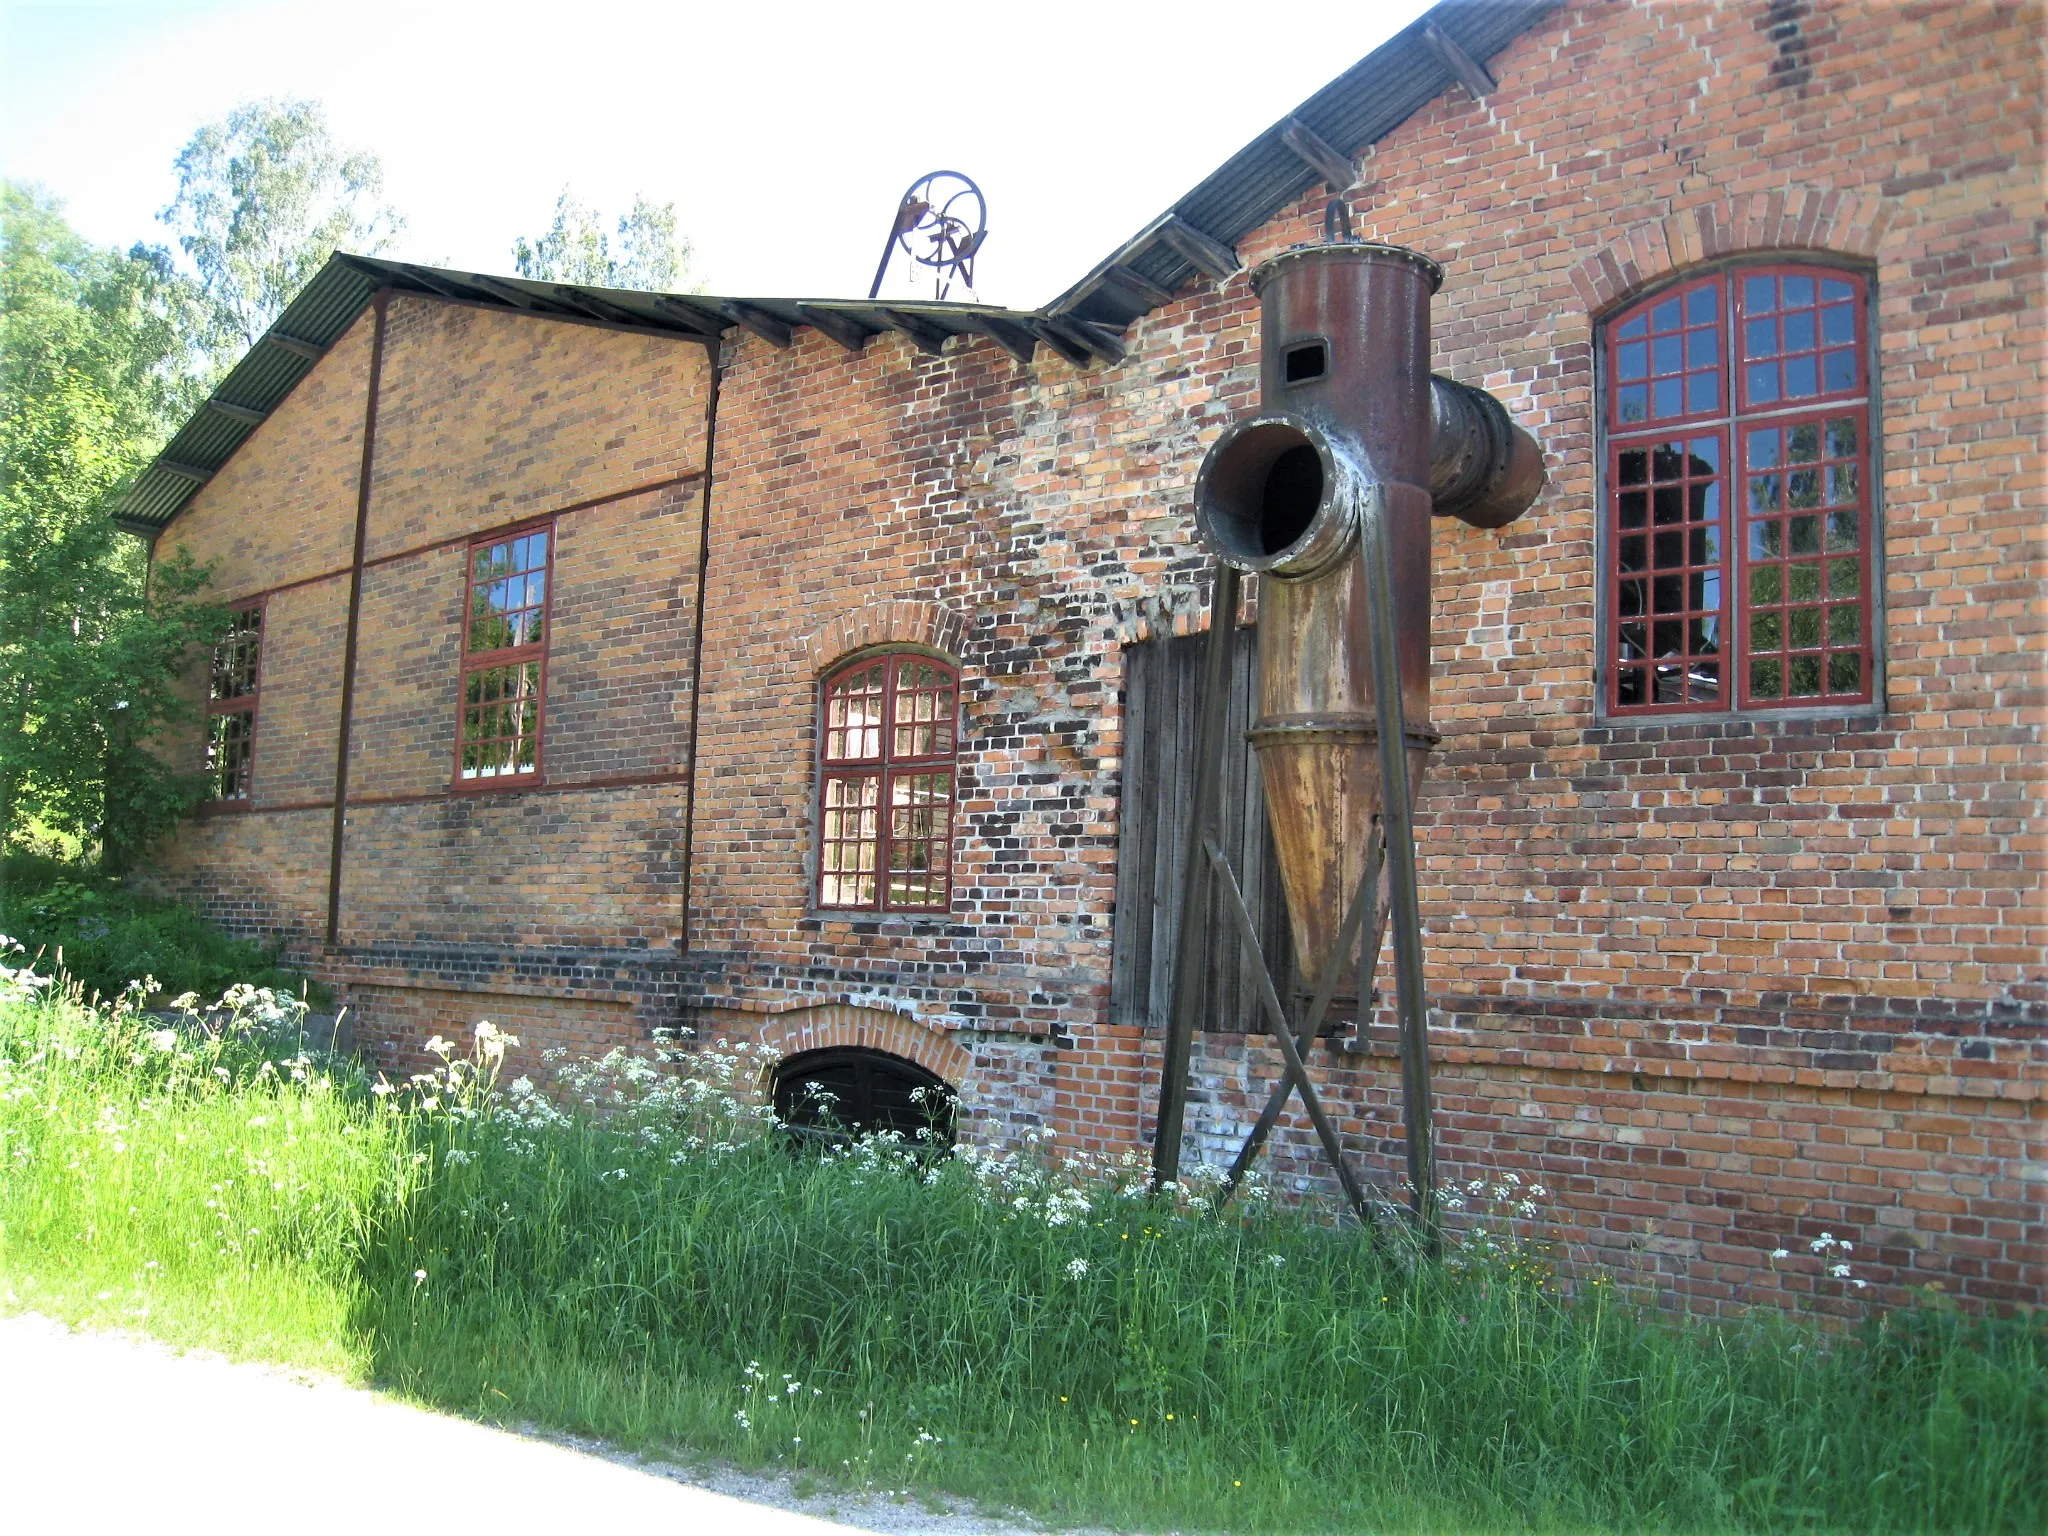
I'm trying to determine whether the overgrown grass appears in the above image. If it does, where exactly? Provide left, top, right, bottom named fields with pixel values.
left=0, top=852, right=320, bottom=1005
left=1, top=969, right=2040, bottom=1534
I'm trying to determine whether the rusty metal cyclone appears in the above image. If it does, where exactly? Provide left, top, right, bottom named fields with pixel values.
left=1177, top=240, right=1546, bottom=1234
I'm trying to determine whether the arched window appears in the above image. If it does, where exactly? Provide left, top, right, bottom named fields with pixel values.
left=1602, top=262, right=1877, bottom=715
left=773, top=1047, right=957, bottom=1147
left=817, top=651, right=958, bottom=911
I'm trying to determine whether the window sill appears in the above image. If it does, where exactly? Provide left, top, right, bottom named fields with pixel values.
left=449, top=773, right=544, bottom=795
left=196, top=798, right=255, bottom=816
left=1588, top=701, right=1887, bottom=737
left=801, top=908, right=958, bottom=936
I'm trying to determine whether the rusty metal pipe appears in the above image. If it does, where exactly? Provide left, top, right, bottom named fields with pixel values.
left=1429, top=374, right=1547, bottom=530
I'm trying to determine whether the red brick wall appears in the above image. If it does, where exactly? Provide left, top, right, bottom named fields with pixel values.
left=152, top=297, right=713, bottom=1048
left=146, top=1, right=2044, bottom=1310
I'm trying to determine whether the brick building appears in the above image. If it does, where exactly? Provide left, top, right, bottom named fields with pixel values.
left=122, top=0, right=2043, bottom=1311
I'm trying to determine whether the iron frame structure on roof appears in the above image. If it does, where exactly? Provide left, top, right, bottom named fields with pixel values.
left=114, top=0, right=1555, bottom=538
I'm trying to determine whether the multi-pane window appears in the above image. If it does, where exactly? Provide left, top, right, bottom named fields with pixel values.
left=1605, top=263, right=1875, bottom=714
left=458, top=525, right=550, bottom=782
left=818, top=653, right=957, bottom=911
left=206, top=604, right=262, bottom=800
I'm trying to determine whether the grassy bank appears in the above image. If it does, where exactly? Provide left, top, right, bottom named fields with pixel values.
left=0, top=852, right=318, bottom=1006
left=1, top=970, right=2040, bottom=1534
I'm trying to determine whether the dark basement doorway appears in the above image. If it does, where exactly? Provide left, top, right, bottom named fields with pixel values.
left=772, top=1047, right=957, bottom=1149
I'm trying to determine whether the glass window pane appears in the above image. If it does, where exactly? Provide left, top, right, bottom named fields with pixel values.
left=1618, top=450, right=1649, bottom=485
left=1789, top=607, right=1822, bottom=648
left=1653, top=378, right=1682, bottom=417
left=1826, top=509, right=1859, bottom=550
left=1783, top=310, right=1815, bottom=352
left=1823, top=350, right=1856, bottom=392
left=1789, top=562, right=1822, bottom=601
left=1751, top=657, right=1782, bottom=699
left=1751, top=564, right=1782, bottom=604
left=1617, top=313, right=1647, bottom=339
left=1653, top=334, right=1683, bottom=374
left=1828, top=652, right=1862, bottom=692
left=1827, top=604, right=1860, bottom=646
left=1619, top=491, right=1648, bottom=529
left=1745, top=276, right=1776, bottom=313
left=1825, top=463, right=1858, bottom=507
left=1618, top=384, right=1647, bottom=423
left=1783, top=275, right=1814, bottom=307
left=1787, top=654, right=1822, bottom=696
left=1687, top=285, right=1718, bottom=323
left=1745, top=318, right=1776, bottom=358
left=1687, top=372, right=1718, bottom=413
left=1828, top=558, right=1859, bottom=598
left=1822, top=304, right=1855, bottom=344
left=1652, top=297, right=1682, bottom=330
left=1747, top=363, right=1777, bottom=403
left=1618, top=341, right=1648, bottom=379
left=1788, top=422, right=1821, bottom=461
left=1785, top=355, right=1818, bottom=397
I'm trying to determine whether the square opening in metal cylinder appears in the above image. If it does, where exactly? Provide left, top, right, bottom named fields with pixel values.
left=1282, top=340, right=1328, bottom=384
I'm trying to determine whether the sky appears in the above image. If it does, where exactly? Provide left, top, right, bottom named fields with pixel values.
left=1, top=0, right=1440, bottom=310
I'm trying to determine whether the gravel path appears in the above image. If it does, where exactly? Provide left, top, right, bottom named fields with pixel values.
left=0, top=1315, right=1106, bottom=1535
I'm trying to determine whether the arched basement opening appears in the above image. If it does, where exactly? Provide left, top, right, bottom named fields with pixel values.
left=772, top=1047, right=957, bottom=1149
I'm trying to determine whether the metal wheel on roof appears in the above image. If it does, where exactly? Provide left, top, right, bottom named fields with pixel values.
left=868, top=171, right=987, bottom=302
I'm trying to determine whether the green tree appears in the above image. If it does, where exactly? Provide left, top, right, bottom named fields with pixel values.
left=161, top=98, right=403, bottom=357
left=0, top=184, right=226, bottom=872
left=513, top=189, right=700, bottom=291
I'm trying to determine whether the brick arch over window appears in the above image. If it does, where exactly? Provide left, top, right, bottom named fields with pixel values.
left=801, top=598, right=967, bottom=674
left=750, top=1004, right=973, bottom=1090
left=1566, top=188, right=1899, bottom=318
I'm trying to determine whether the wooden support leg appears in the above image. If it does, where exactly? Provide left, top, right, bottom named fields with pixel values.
left=1360, top=492, right=1440, bottom=1250
left=1204, top=838, right=1375, bottom=1223
left=1220, top=826, right=1386, bottom=1203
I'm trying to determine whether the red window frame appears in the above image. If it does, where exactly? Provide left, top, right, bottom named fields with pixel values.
left=1604, top=263, right=1875, bottom=716
left=454, top=520, right=553, bottom=787
left=816, top=652, right=958, bottom=912
left=206, top=600, right=264, bottom=801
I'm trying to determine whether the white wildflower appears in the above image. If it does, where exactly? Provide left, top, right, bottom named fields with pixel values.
left=1064, top=1257, right=1090, bottom=1279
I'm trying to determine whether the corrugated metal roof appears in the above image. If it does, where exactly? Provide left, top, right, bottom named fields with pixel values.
left=1048, top=0, right=1561, bottom=327
left=116, top=0, right=1559, bottom=536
